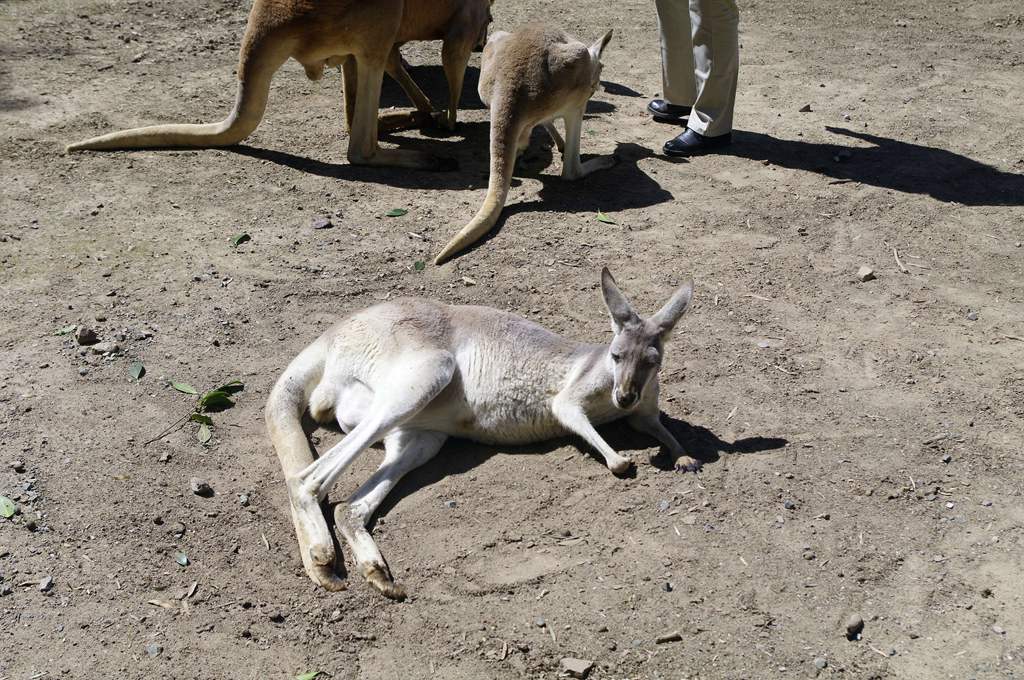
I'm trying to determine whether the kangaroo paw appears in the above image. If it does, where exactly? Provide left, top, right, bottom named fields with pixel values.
left=363, top=564, right=407, bottom=601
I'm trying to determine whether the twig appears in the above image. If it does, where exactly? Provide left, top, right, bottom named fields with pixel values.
left=261, top=533, right=271, bottom=551
left=908, top=474, right=917, bottom=491
left=868, top=644, right=890, bottom=658
left=743, top=293, right=772, bottom=301
left=1003, top=334, right=1024, bottom=342
left=773, top=364, right=794, bottom=375
left=143, top=412, right=192, bottom=446
left=907, top=262, right=930, bottom=269
left=892, top=247, right=908, bottom=274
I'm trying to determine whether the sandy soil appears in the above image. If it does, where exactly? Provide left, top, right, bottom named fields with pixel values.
left=1, top=0, right=1023, bottom=678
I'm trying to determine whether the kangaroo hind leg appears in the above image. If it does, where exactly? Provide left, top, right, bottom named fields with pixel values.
left=336, top=428, right=448, bottom=600
left=561, top=107, right=617, bottom=180
left=289, top=351, right=456, bottom=571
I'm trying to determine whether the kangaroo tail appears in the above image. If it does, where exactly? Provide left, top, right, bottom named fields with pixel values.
left=434, top=96, right=520, bottom=264
left=65, top=25, right=290, bottom=152
left=265, top=335, right=345, bottom=591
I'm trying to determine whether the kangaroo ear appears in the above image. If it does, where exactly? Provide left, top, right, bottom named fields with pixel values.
left=601, top=267, right=637, bottom=331
left=650, top=278, right=694, bottom=336
left=590, top=29, right=613, bottom=61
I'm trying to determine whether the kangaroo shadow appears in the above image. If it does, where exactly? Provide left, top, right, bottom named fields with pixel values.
left=371, top=413, right=787, bottom=522
left=727, top=127, right=1024, bottom=206
left=380, top=63, right=486, bottom=112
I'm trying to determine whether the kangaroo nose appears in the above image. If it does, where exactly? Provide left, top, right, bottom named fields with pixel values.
left=616, top=390, right=638, bottom=408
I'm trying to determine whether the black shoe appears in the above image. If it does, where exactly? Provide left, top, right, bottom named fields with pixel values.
left=663, top=129, right=732, bottom=157
left=647, top=99, right=691, bottom=123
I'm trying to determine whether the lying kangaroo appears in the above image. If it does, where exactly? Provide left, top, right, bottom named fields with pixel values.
left=433, top=25, right=617, bottom=264
left=266, top=268, right=698, bottom=598
left=65, top=0, right=491, bottom=167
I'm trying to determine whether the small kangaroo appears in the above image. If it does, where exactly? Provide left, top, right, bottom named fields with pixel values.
left=266, top=268, right=699, bottom=598
left=65, top=0, right=491, bottom=167
left=433, top=25, right=617, bottom=264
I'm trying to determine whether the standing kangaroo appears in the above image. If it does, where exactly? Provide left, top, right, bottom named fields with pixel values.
left=266, top=269, right=699, bottom=598
left=65, top=0, right=491, bottom=167
left=433, top=25, right=617, bottom=264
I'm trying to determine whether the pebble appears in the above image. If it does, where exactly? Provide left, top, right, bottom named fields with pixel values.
left=965, top=310, right=978, bottom=321
left=799, top=104, right=812, bottom=112
left=75, top=327, right=99, bottom=345
left=145, top=643, right=163, bottom=658
left=190, top=478, right=213, bottom=497
left=78, top=367, right=89, bottom=376
left=10, top=460, right=25, bottom=473
left=655, top=631, right=683, bottom=644
left=803, top=551, right=816, bottom=560
left=311, top=216, right=333, bottom=230
left=992, top=625, right=1006, bottom=635
left=661, top=582, right=673, bottom=592
left=846, top=613, right=864, bottom=640
left=443, top=500, right=457, bottom=509
left=560, top=657, right=594, bottom=679
left=169, top=522, right=186, bottom=537
left=38, top=576, right=53, bottom=592
left=941, top=454, right=952, bottom=464
left=90, top=341, right=121, bottom=355
left=131, top=329, right=153, bottom=341
left=534, top=617, right=546, bottom=628
left=784, top=500, right=797, bottom=510
left=238, top=493, right=250, bottom=507
left=657, top=499, right=671, bottom=512
left=814, top=657, right=828, bottom=670
left=329, top=608, right=342, bottom=622
left=857, top=266, right=876, bottom=282
left=268, top=610, right=287, bottom=623
left=158, top=452, right=171, bottom=463
left=981, top=500, right=992, bottom=507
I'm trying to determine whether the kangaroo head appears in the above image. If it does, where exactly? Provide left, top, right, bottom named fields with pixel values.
left=600, top=267, right=693, bottom=410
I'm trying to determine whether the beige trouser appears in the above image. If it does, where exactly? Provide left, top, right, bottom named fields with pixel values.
left=656, top=0, right=739, bottom=137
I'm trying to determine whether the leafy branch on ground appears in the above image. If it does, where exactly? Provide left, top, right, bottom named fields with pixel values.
left=144, top=380, right=245, bottom=446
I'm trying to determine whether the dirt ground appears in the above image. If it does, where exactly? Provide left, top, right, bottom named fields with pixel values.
left=1, top=0, right=1023, bottom=678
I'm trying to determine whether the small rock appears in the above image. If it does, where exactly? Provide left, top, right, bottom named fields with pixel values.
left=39, top=576, right=53, bottom=592
left=560, top=657, right=594, bottom=679
left=329, top=608, right=343, bottom=622
left=158, top=452, right=171, bottom=463
left=90, top=341, right=121, bottom=355
left=190, top=478, right=213, bottom=497
left=799, top=104, right=812, bottom=113
left=443, top=500, right=457, bottom=509
left=78, top=367, right=89, bottom=376
left=661, top=582, right=673, bottom=592
left=655, top=631, right=683, bottom=644
left=534, top=617, right=546, bottom=628
left=169, top=521, right=186, bottom=537
left=992, top=625, right=1006, bottom=635
left=10, top=460, right=25, bottom=473
left=941, top=454, right=952, bottom=464
left=131, top=329, right=153, bottom=341
left=311, top=216, right=333, bottom=230
left=657, top=499, right=670, bottom=512
left=981, top=500, right=993, bottom=507
left=238, top=493, right=250, bottom=507
left=965, top=310, right=978, bottom=321
left=857, top=266, right=876, bottom=282
left=846, top=613, right=864, bottom=640
left=814, top=657, right=828, bottom=670
left=803, top=551, right=816, bottom=560
left=25, top=519, right=38, bottom=532
left=268, top=610, right=287, bottom=623
left=784, top=500, right=797, bottom=510
left=75, top=327, right=99, bottom=345
left=145, top=643, right=163, bottom=658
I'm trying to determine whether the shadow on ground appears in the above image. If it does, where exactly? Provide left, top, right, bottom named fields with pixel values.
left=728, top=127, right=1024, bottom=206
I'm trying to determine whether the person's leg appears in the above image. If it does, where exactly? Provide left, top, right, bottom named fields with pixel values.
left=687, top=0, right=739, bottom=137
left=650, top=0, right=697, bottom=121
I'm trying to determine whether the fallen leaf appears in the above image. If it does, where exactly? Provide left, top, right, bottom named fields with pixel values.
left=413, top=260, right=426, bottom=271
left=216, top=380, right=244, bottom=395
left=385, top=208, right=408, bottom=217
left=0, top=496, right=16, bottom=518
left=54, top=324, right=77, bottom=336
left=172, top=381, right=198, bottom=395
left=596, top=211, right=616, bottom=225
left=230, top=233, right=251, bottom=247
left=147, top=598, right=178, bottom=610
left=129, top=361, right=145, bottom=381
left=174, top=552, right=190, bottom=567
left=198, top=390, right=234, bottom=412
left=197, top=423, right=212, bottom=444
left=296, top=673, right=324, bottom=680
left=189, top=413, right=213, bottom=426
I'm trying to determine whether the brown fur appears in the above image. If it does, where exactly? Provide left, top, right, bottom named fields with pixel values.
left=433, top=24, right=615, bottom=264
left=65, top=0, right=491, bottom=168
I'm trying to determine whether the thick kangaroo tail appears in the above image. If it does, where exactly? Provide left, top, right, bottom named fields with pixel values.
left=434, top=98, right=520, bottom=264
left=65, top=26, right=289, bottom=152
left=265, top=335, right=345, bottom=591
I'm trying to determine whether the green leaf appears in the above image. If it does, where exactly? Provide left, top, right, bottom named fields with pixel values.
left=189, top=413, right=213, bottom=426
left=230, top=232, right=251, bottom=247
left=197, top=423, right=212, bottom=443
left=596, top=210, right=616, bottom=225
left=172, top=381, right=198, bottom=395
left=296, top=673, right=324, bottom=680
left=129, top=361, right=145, bottom=381
left=0, top=496, right=16, bottom=519
left=174, top=552, right=189, bottom=567
left=54, top=325, right=76, bottom=336
left=216, top=380, right=245, bottom=395
left=413, top=260, right=426, bottom=271
left=385, top=208, right=408, bottom=217
left=198, top=390, right=234, bottom=412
